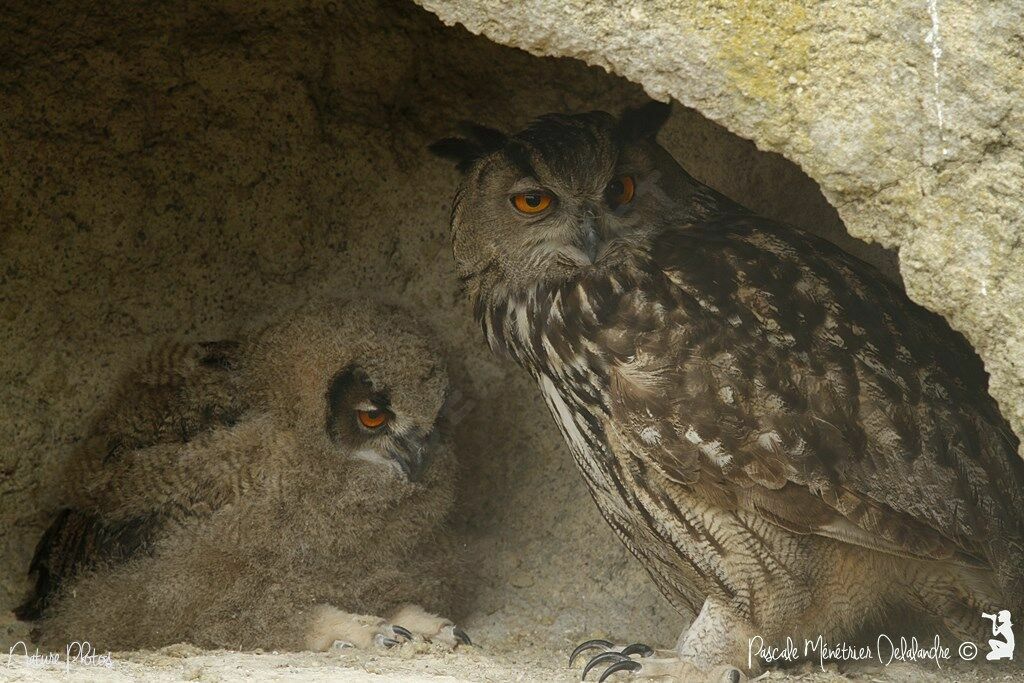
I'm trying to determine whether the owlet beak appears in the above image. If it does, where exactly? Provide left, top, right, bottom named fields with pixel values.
left=389, top=431, right=429, bottom=483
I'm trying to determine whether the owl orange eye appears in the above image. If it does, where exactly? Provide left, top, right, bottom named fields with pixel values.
left=356, top=409, right=388, bottom=429
left=606, top=175, right=636, bottom=208
left=511, top=192, right=553, bottom=214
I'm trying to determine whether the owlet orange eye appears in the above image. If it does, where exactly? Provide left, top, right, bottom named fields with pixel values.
left=357, top=409, right=388, bottom=429
left=511, top=192, right=553, bottom=214
left=606, top=175, right=636, bottom=208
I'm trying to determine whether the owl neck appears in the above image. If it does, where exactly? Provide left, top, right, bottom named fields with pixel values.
left=476, top=258, right=650, bottom=384
left=478, top=262, right=656, bottom=483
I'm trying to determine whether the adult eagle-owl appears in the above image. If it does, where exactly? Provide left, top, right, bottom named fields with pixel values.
left=432, top=103, right=1024, bottom=680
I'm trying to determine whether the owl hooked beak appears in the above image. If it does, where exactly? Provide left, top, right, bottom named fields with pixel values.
left=580, top=215, right=599, bottom=263
left=574, top=202, right=605, bottom=265
left=387, top=430, right=429, bottom=483
left=352, top=435, right=428, bottom=483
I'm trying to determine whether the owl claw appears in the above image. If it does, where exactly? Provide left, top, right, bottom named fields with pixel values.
left=391, top=625, right=413, bottom=641
left=582, top=652, right=630, bottom=680
left=569, top=639, right=615, bottom=667
left=597, top=659, right=642, bottom=682
left=452, top=626, right=472, bottom=646
left=619, top=643, right=653, bottom=658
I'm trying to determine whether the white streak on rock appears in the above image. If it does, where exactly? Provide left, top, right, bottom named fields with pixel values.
left=925, top=0, right=948, bottom=156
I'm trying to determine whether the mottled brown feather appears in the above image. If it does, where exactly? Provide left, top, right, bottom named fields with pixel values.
left=17, top=339, right=245, bottom=619
left=608, top=218, right=1023, bottom=576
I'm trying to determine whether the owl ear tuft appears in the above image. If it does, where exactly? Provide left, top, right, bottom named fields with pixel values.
left=457, top=121, right=507, bottom=150
left=429, top=137, right=483, bottom=172
left=429, top=121, right=507, bottom=173
left=617, top=101, right=672, bottom=142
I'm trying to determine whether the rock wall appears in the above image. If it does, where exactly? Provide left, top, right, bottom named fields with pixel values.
left=417, top=0, right=1024, bottom=459
left=0, top=0, right=983, bottom=660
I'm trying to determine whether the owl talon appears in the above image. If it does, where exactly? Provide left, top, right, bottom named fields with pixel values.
left=582, top=652, right=631, bottom=680
left=371, top=631, right=402, bottom=648
left=452, top=626, right=472, bottom=646
left=569, top=639, right=615, bottom=667
left=619, top=643, right=653, bottom=658
left=392, top=625, right=413, bottom=641
left=597, top=659, right=642, bottom=682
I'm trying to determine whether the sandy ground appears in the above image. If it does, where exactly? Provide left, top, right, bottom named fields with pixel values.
left=2, top=636, right=1024, bottom=683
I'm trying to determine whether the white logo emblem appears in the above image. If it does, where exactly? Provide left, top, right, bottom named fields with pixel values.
left=983, top=611, right=1015, bottom=661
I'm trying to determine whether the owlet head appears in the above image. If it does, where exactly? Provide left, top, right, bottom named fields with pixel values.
left=431, top=102, right=700, bottom=300
left=251, top=299, right=448, bottom=483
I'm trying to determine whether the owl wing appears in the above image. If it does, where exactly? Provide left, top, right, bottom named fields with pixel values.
left=14, top=508, right=159, bottom=620
left=16, top=339, right=249, bottom=620
left=603, top=217, right=1024, bottom=569
left=99, top=339, right=245, bottom=459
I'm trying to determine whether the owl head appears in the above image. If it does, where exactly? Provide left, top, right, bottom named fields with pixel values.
left=431, top=102, right=724, bottom=301
left=248, top=299, right=449, bottom=484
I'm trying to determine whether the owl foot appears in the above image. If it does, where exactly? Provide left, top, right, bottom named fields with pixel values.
left=340, top=623, right=413, bottom=649
left=586, top=655, right=744, bottom=682
left=306, top=604, right=470, bottom=652
left=386, top=603, right=472, bottom=649
left=307, top=605, right=414, bottom=651
left=569, top=639, right=662, bottom=667
left=571, top=640, right=744, bottom=682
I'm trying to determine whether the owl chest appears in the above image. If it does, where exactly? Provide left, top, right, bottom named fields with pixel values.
left=535, top=367, right=731, bottom=601
left=532, top=364, right=658, bottom=523
left=502, top=301, right=647, bottom=508
left=535, top=372, right=618, bottom=491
